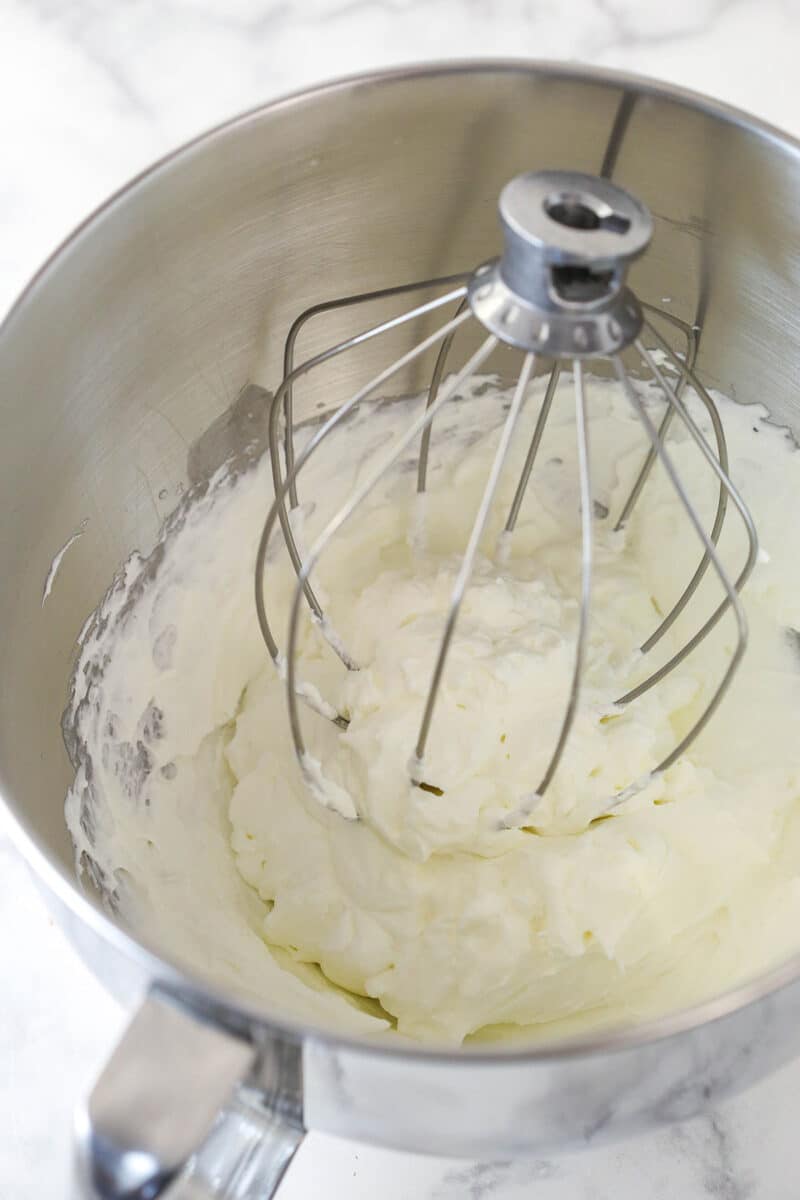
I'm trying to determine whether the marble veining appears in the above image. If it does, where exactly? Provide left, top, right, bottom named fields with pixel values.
left=4, top=1, right=800, bottom=1197
left=432, top=1160, right=560, bottom=1199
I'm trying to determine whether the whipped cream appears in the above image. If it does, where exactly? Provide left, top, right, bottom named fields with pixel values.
left=65, top=371, right=800, bottom=1043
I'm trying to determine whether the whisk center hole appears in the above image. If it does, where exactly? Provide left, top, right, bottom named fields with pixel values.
left=545, top=192, right=631, bottom=236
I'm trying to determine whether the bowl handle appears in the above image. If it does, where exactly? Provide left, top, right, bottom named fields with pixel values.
left=72, top=990, right=305, bottom=1199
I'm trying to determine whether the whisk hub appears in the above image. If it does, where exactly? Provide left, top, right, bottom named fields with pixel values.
left=468, top=170, right=653, bottom=357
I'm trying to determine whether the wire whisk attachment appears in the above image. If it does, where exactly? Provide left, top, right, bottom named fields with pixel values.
left=255, top=171, right=758, bottom=827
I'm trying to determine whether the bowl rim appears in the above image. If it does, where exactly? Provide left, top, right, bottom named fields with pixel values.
left=4, top=56, right=800, bottom=1063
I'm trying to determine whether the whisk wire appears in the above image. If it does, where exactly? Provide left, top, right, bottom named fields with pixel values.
left=412, top=351, right=536, bottom=776
left=532, top=360, right=594, bottom=801
left=271, top=285, right=469, bottom=637
left=256, top=300, right=470, bottom=667
left=635, top=318, right=729, bottom=655
left=612, top=354, right=755, bottom=773
left=284, top=335, right=498, bottom=773
left=614, top=309, right=737, bottom=663
left=504, top=362, right=562, bottom=535
left=616, top=341, right=758, bottom=706
left=416, top=295, right=471, bottom=495
left=613, top=312, right=697, bottom=533
left=282, top=273, right=472, bottom=509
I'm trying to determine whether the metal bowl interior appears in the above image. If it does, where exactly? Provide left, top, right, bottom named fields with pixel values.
left=3, top=60, right=800, bottom=1059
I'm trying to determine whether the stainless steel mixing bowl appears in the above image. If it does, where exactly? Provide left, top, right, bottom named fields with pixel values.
left=3, top=61, right=800, bottom=1200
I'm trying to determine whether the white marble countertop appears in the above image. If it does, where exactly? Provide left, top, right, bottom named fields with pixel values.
left=4, top=1, right=800, bottom=1197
